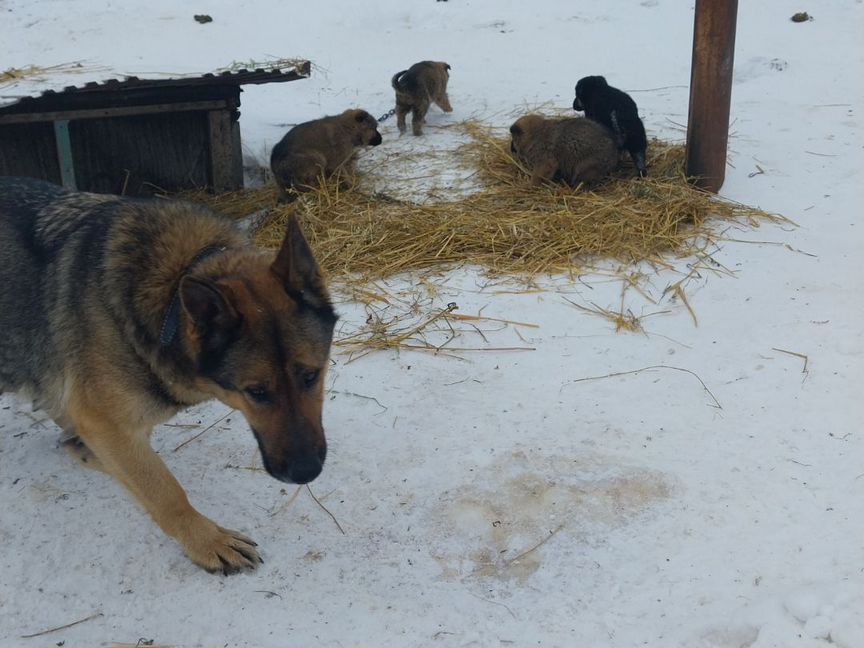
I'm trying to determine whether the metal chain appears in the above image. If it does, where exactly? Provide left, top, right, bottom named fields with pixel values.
left=377, top=108, right=396, bottom=123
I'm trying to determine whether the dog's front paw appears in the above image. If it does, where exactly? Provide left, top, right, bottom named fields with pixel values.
left=180, top=517, right=262, bottom=575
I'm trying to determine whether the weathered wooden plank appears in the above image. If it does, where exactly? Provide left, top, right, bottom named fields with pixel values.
left=0, top=122, right=61, bottom=181
left=685, top=0, right=739, bottom=193
left=53, top=119, right=77, bottom=189
left=208, top=109, right=241, bottom=192
left=230, top=117, right=243, bottom=189
left=0, top=100, right=228, bottom=125
left=71, top=112, right=209, bottom=195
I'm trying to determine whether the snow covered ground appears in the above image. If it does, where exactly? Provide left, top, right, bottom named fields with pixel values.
left=1, top=1, right=863, bottom=646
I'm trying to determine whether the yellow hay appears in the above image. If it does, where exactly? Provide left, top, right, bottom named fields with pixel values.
left=0, top=61, right=107, bottom=88
left=182, top=120, right=787, bottom=284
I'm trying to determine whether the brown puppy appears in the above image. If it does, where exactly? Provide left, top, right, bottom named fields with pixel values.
left=391, top=61, right=453, bottom=136
left=509, top=115, right=619, bottom=187
left=270, top=109, right=383, bottom=201
left=0, top=177, right=337, bottom=574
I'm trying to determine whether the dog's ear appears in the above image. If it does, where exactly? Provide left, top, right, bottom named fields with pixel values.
left=179, top=276, right=240, bottom=336
left=354, top=110, right=368, bottom=123
left=271, top=216, right=323, bottom=297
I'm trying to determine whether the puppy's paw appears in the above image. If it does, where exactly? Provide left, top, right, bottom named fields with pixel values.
left=181, top=517, right=262, bottom=575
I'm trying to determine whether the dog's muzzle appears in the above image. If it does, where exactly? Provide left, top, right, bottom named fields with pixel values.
left=370, top=131, right=383, bottom=146
left=285, top=452, right=325, bottom=484
left=252, top=428, right=327, bottom=484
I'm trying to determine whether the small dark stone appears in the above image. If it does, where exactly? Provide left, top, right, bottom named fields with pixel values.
left=194, top=14, right=213, bottom=24
left=790, top=12, right=811, bottom=22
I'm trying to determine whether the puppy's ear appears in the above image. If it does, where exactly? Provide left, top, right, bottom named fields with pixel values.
left=354, top=111, right=368, bottom=123
left=180, top=277, right=240, bottom=337
left=271, top=215, right=324, bottom=298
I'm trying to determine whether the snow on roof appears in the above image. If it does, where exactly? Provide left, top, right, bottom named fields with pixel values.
left=0, top=59, right=311, bottom=112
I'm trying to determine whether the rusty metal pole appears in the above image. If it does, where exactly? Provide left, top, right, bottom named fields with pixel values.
left=686, top=0, right=739, bottom=193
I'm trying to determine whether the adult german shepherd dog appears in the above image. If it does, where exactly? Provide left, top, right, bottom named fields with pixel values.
left=0, top=177, right=337, bottom=574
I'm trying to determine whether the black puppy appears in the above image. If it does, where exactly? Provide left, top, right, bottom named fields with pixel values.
left=573, top=75, right=647, bottom=177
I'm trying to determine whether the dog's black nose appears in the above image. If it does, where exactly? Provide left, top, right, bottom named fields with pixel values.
left=287, top=455, right=323, bottom=484
left=370, top=131, right=383, bottom=146
left=573, top=98, right=582, bottom=111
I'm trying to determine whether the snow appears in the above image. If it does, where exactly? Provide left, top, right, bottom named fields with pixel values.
left=1, top=1, right=863, bottom=647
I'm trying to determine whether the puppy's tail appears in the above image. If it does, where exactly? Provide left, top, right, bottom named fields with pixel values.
left=391, top=70, right=409, bottom=91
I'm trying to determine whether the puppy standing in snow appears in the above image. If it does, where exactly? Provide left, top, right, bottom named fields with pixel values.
left=509, top=115, right=619, bottom=187
left=573, top=75, right=648, bottom=177
left=391, top=61, right=453, bottom=136
left=270, top=109, right=383, bottom=201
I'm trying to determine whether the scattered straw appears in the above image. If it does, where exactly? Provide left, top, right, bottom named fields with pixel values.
left=20, top=612, right=103, bottom=639
left=332, top=296, right=536, bottom=359
left=269, top=486, right=303, bottom=518
left=216, top=57, right=310, bottom=73
left=503, top=525, right=564, bottom=567
left=562, top=295, right=645, bottom=333
left=306, top=485, right=345, bottom=535
left=561, top=364, right=722, bottom=409
left=171, top=409, right=233, bottom=452
left=328, top=390, right=388, bottom=411
left=673, top=284, right=698, bottom=327
left=772, top=347, right=810, bottom=375
left=1, top=61, right=108, bottom=89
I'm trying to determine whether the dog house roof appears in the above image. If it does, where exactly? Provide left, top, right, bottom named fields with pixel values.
left=0, top=61, right=311, bottom=113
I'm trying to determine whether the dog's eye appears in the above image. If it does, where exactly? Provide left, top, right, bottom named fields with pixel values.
left=300, top=368, right=320, bottom=390
left=244, top=385, right=271, bottom=403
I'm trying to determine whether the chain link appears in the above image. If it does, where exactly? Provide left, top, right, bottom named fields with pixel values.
left=377, top=108, right=396, bottom=123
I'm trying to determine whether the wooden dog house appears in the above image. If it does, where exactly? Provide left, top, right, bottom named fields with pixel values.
left=0, top=62, right=310, bottom=195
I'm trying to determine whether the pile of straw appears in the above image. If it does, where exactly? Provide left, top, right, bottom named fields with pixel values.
left=185, top=121, right=785, bottom=284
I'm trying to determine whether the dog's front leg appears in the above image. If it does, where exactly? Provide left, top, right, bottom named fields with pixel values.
left=530, top=160, right=558, bottom=187
left=67, top=402, right=261, bottom=574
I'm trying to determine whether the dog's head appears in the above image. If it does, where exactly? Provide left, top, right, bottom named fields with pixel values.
left=179, top=218, right=337, bottom=484
left=573, top=75, right=608, bottom=112
left=343, top=109, right=383, bottom=147
left=509, top=114, right=546, bottom=158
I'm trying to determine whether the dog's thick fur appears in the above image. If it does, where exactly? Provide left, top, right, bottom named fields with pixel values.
left=270, top=109, right=382, bottom=201
left=509, top=115, right=619, bottom=187
left=0, top=176, right=337, bottom=573
left=573, top=75, right=648, bottom=177
left=391, top=61, right=453, bottom=136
